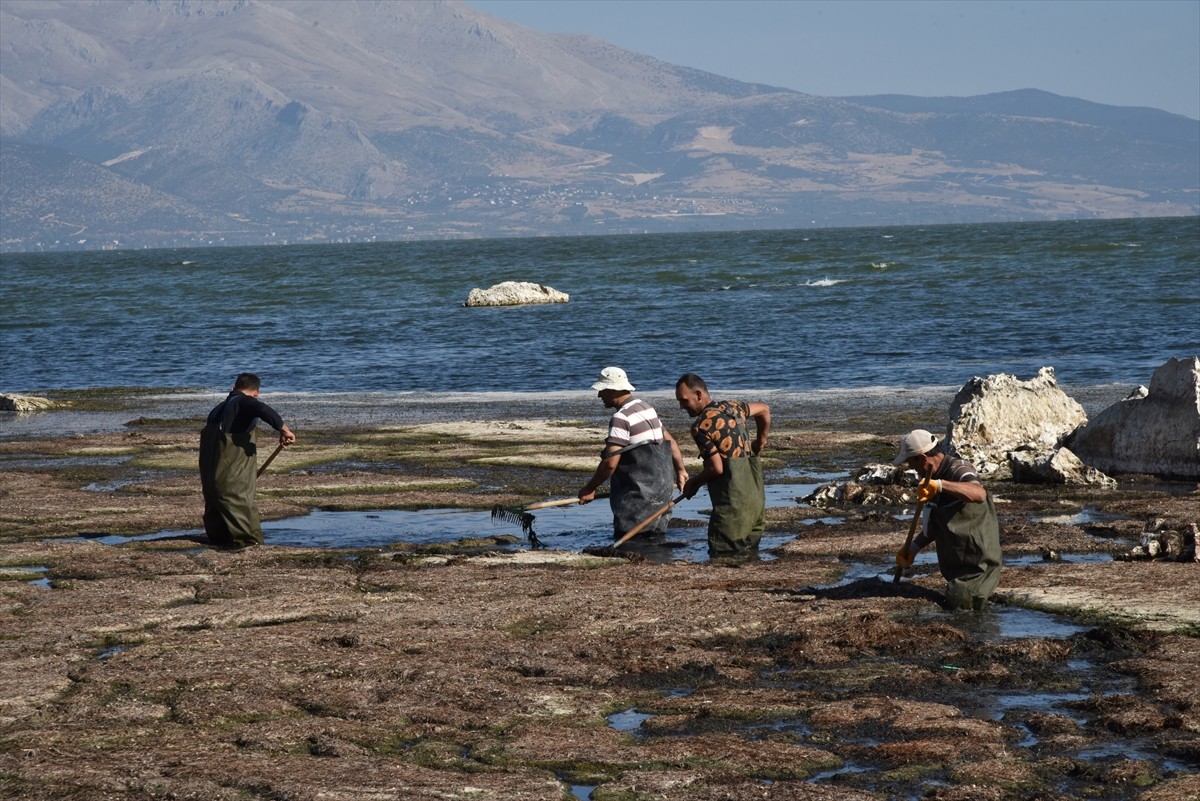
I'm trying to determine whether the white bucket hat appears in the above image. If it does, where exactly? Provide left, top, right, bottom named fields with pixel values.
left=893, top=429, right=939, bottom=464
left=591, top=366, right=635, bottom=393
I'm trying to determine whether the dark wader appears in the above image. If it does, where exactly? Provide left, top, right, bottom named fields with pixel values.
left=706, top=455, right=765, bottom=556
left=199, top=418, right=263, bottom=549
left=931, top=493, right=1002, bottom=610
left=610, top=439, right=675, bottom=539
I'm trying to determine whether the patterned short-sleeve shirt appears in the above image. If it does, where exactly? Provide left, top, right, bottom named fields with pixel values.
left=690, top=399, right=752, bottom=460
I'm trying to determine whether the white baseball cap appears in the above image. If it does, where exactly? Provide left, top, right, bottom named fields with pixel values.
left=591, top=366, right=635, bottom=393
left=894, top=429, right=939, bottom=464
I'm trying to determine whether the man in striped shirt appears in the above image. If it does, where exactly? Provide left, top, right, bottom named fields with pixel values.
left=579, top=367, right=688, bottom=540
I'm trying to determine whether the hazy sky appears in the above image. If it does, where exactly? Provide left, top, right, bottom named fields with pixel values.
left=468, top=0, right=1200, bottom=120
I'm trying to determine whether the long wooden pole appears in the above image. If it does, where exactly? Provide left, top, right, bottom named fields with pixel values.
left=894, top=465, right=934, bottom=583
left=611, top=494, right=686, bottom=549
left=525, top=494, right=608, bottom=511
left=257, top=443, right=284, bottom=478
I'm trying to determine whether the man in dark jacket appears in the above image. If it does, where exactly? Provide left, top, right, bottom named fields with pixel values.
left=199, top=373, right=295, bottom=548
left=894, top=429, right=1002, bottom=610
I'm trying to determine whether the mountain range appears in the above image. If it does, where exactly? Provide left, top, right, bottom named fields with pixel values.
left=1, top=0, right=1197, bottom=252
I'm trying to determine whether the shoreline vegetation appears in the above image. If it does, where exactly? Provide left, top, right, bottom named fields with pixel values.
left=1, top=388, right=1197, bottom=800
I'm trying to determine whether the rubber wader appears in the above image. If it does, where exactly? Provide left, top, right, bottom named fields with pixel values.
left=933, top=493, right=1002, bottom=610
left=705, top=455, right=765, bottom=556
left=199, top=425, right=263, bottom=548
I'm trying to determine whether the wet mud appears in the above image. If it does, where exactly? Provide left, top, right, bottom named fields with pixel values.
left=0, top=410, right=1197, bottom=800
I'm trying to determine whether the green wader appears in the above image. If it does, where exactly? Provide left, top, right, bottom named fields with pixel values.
left=706, top=455, right=765, bottom=556
left=199, top=424, right=263, bottom=548
left=932, top=493, right=1002, bottom=610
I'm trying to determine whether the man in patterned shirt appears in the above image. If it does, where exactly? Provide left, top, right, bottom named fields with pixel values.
left=675, top=373, right=771, bottom=556
left=894, top=429, right=1002, bottom=610
left=579, top=367, right=688, bottom=540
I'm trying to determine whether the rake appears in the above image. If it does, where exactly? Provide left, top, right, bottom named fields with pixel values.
left=257, top=443, right=284, bottom=478
left=584, top=494, right=686, bottom=558
left=893, top=465, right=934, bottom=583
left=490, top=494, right=609, bottom=549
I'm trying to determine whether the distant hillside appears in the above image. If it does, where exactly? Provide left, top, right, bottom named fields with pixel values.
left=0, top=140, right=227, bottom=248
left=1, top=0, right=1196, bottom=251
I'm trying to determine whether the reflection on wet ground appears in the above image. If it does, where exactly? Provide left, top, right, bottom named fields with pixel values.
left=95, top=482, right=819, bottom=563
left=1034, top=505, right=1125, bottom=526
left=261, top=484, right=809, bottom=563
left=940, top=604, right=1090, bottom=640
left=567, top=783, right=595, bottom=801
left=1, top=564, right=51, bottom=588
left=1005, top=552, right=1113, bottom=566
left=0, top=454, right=133, bottom=470
left=607, top=708, right=655, bottom=735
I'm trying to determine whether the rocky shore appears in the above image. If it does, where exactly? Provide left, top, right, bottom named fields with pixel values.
left=0, top=388, right=1197, bottom=800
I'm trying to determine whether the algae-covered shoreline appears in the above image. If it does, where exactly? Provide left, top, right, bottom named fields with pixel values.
left=1, top=390, right=1197, bottom=800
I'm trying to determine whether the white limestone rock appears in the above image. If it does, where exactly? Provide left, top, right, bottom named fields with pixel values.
left=464, top=281, right=569, bottom=307
left=1008, top=446, right=1116, bottom=487
left=851, top=463, right=906, bottom=485
left=0, top=393, right=56, bottom=412
left=1070, top=356, right=1200, bottom=480
left=945, top=366, right=1088, bottom=478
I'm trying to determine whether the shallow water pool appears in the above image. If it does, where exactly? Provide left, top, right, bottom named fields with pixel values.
left=87, top=482, right=817, bottom=563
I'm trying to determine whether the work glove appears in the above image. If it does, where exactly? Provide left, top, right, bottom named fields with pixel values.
left=895, top=543, right=917, bottom=567
left=916, top=478, right=942, bottom=503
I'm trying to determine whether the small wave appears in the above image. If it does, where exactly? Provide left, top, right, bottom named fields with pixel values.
left=1108, top=242, right=1141, bottom=248
left=804, top=277, right=845, bottom=287
left=870, top=262, right=888, bottom=270
left=180, top=260, right=194, bottom=265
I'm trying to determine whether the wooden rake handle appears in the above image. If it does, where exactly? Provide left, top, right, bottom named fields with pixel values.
left=525, top=493, right=609, bottom=511
left=257, top=443, right=285, bottom=478
left=613, top=494, right=685, bottom=548
left=894, top=465, right=933, bottom=583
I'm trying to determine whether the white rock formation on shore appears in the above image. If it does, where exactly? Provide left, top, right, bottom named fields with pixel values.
left=1008, top=445, right=1116, bottom=487
left=464, top=282, right=569, bottom=307
left=1070, top=356, right=1200, bottom=480
left=0, top=393, right=56, bottom=412
left=945, top=366, right=1088, bottom=478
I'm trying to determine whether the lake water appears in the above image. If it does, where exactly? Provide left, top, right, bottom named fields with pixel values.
left=3, top=216, right=1197, bottom=404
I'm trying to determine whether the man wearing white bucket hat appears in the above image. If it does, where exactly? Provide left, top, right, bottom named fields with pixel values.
left=894, top=428, right=1002, bottom=610
left=578, top=367, right=688, bottom=540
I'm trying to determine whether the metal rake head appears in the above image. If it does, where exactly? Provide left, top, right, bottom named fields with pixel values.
left=490, top=506, right=542, bottom=549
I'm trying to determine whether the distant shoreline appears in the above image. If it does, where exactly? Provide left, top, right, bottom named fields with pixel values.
left=0, top=381, right=1137, bottom=440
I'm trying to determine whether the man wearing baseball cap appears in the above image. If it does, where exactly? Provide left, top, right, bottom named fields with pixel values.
left=894, top=428, right=1002, bottom=610
left=578, top=367, right=688, bottom=541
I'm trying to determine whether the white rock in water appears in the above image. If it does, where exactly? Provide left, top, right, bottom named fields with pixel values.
left=0, top=393, right=56, bottom=412
left=464, top=281, right=569, bottom=307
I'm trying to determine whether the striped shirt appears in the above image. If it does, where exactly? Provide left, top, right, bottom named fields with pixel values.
left=605, top=398, right=664, bottom=450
